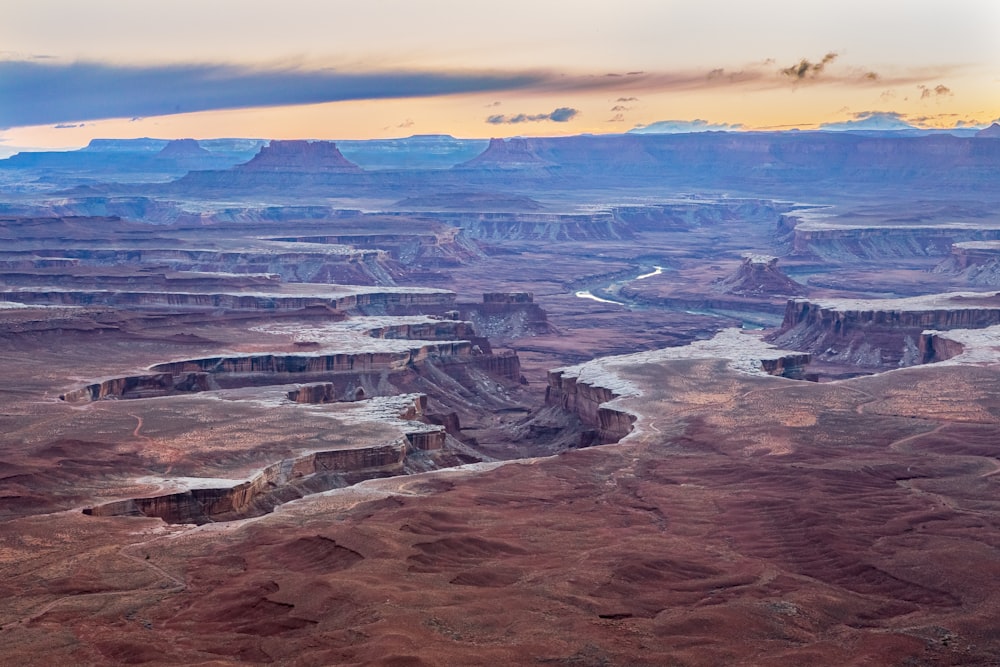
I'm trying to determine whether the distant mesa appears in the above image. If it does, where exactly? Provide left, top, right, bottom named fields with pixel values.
left=156, top=139, right=211, bottom=158
left=237, top=140, right=363, bottom=172
left=458, top=137, right=552, bottom=169
left=977, top=123, right=1000, bottom=138
left=715, top=255, right=805, bottom=296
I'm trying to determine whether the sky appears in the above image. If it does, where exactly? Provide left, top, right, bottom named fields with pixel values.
left=1, top=0, right=999, bottom=154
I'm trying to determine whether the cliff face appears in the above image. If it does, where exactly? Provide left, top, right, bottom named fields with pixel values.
left=150, top=343, right=473, bottom=376
left=614, top=199, right=790, bottom=233
left=0, top=288, right=455, bottom=313
left=61, top=372, right=212, bottom=403
left=84, top=439, right=412, bottom=524
left=769, top=294, right=1000, bottom=367
left=918, top=331, right=967, bottom=364
left=458, top=293, right=550, bottom=341
left=791, top=225, right=1000, bottom=261
left=267, top=228, right=485, bottom=267
left=7, top=246, right=402, bottom=286
left=934, top=243, right=1000, bottom=286
left=419, top=211, right=631, bottom=242
left=237, top=140, right=362, bottom=172
left=544, top=370, right=635, bottom=446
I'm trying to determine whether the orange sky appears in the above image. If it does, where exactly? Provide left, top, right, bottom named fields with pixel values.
left=2, top=0, right=998, bottom=153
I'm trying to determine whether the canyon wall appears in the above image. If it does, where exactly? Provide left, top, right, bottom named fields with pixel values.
left=84, top=439, right=410, bottom=524
left=0, top=288, right=456, bottom=313
left=934, top=242, right=1000, bottom=286
left=769, top=295, right=1000, bottom=366
left=545, top=370, right=635, bottom=446
left=791, top=225, right=1000, bottom=260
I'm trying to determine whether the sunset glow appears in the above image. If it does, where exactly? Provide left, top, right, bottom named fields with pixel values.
left=2, top=0, right=998, bottom=154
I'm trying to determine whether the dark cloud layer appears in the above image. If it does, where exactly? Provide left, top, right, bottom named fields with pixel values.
left=0, top=57, right=942, bottom=129
left=486, top=107, right=579, bottom=124
left=0, top=60, right=544, bottom=128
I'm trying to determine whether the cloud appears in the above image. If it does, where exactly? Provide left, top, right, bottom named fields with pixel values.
left=397, top=119, right=415, bottom=128
left=781, top=52, right=838, bottom=80
left=53, top=122, right=86, bottom=129
left=0, top=60, right=546, bottom=129
left=486, top=107, right=579, bottom=124
left=919, top=84, right=952, bottom=99
left=819, top=111, right=917, bottom=131
left=610, top=105, right=631, bottom=112
left=607, top=113, right=626, bottom=123
left=629, top=119, right=744, bottom=134
left=616, top=97, right=638, bottom=102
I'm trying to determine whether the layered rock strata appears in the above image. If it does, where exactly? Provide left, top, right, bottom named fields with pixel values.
left=935, top=241, right=1000, bottom=285
left=458, top=292, right=550, bottom=340
left=770, top=292, right=1000, bottom=367
left=61, top=315, right=520, bottom=402
left=0, top=285, right=454, bottom=312
left=790, top=222, right=1000, bottom=260
left=84, top=394, right=443, bottom=524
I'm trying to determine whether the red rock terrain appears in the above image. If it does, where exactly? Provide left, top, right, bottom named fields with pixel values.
left=4, top=350, right=1000, bottom=665
left=4, top=132, right=1000, bottom=666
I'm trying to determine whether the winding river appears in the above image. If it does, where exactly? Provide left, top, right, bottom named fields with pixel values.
left=575, top=265, right=664, bottom=304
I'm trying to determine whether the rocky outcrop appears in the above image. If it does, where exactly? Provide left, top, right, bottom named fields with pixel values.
left=769, top=293, right=1000, bottom=367
left=84, top=440, right=410, bottom=524
left=458, top=293, right=550, bottom=341
left=405, top=430, right=446, bottom=451
left=19, top=245, right=402, bottom=286
left=545, top=370, right=635, bottom=446
left=759, top=354, right=812, bottom=379
left=150, top=343, right=473, bottom=376
left=791, top=224, right=1000, bottom=260
left=237, top=140, right=362, bottom=172
left=934, top=242, right=1000, bottom=285
left=60, top=372, right=212, bottom=403
left=714, top=256, right=805, bottom=296
left=483, top=292, right=534, bottom=304
left=83, top=392, right=451, bottom=523
left=918, top=331, right=967, bottom=364
left=267, top=228, right=484, bottom=267
left=470, top=350, right=523, bottom=381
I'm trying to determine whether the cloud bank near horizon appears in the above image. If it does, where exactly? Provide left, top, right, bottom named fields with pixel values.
left=630, top=119, right=745, bottom=134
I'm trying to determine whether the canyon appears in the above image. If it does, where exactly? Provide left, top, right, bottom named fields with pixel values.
left=1, top=131, right=1000, bottom=665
